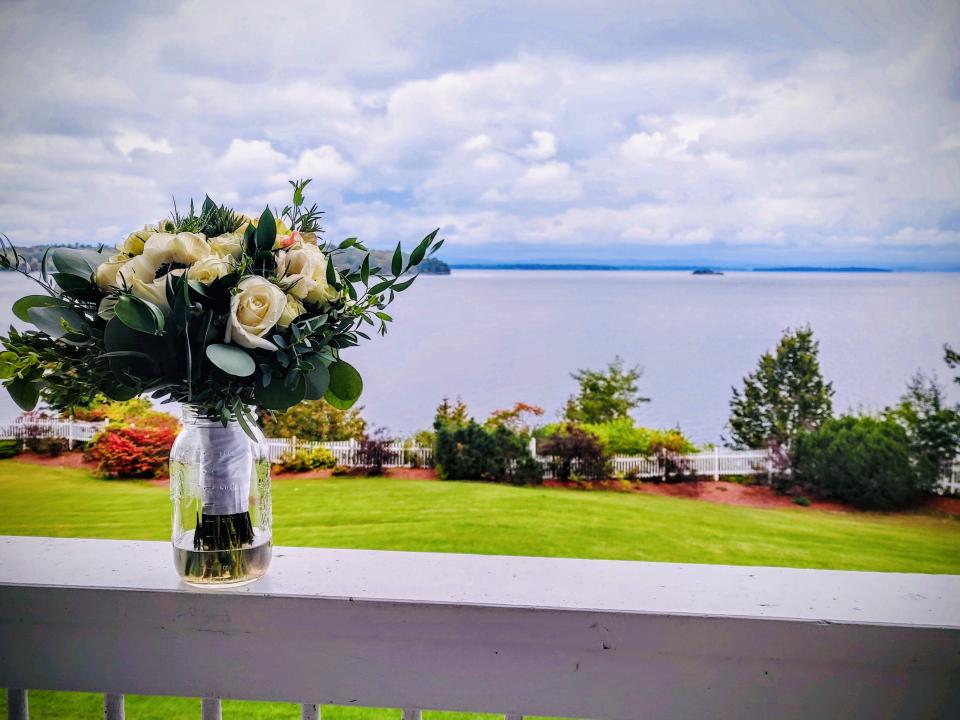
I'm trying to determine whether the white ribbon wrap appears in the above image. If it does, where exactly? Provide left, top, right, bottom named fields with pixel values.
left=197, top=422, right=252, bottom=515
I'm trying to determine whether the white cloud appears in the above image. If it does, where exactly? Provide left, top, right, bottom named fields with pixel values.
left=288, top=145, right=357, bottom=187
left=511, top=162, right=582, bottom=201
left=519, top=130, right=557, bottom=160
left=114, top=131, right=172, bottom=158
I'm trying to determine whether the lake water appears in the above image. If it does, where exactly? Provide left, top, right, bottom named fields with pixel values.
left=1, top=271, right=958, bottom=443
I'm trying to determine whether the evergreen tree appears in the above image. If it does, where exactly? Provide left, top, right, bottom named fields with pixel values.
left=564, top=356, right=649, bottom=424
left=728, top=326, right=834, bottom=448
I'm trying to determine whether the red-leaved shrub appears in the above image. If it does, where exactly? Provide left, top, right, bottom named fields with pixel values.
left=90, top=426, right=177, bottom=479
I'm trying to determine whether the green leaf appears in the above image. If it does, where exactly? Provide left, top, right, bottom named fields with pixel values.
left=293, top=184, right=304, bottom=207
left=6, top=378, right=39, bottom=411
left=360, top=255, right=370, bottom=286
left=304, top=362, right=330, bottom=400
left=326, top=359, right=363, bottom=409
left=50, top=247, right=108, bottom=279
left=409, top=229, right=439, bottom=267
left=27, top=305, right=87, bottom=339
left=102, top=381, right=140, bottom=401
left=206, top=344, right=255, bottom=377
left=12, top=295, right=66, bottom=322
left=115, top=295, right=164, bottom=334
left=391, top=275, right=417, bottom=292
left=51, top=273, right=94, bottom=292
left=338, top=237, right=358, bottom=250
left=391, top=242, right=403, bottom=276
left=255, top=374, right=306, bottom=410
left=325, top=257, right=337, bottom=286
left=429, top=238, right=445, bottom=255
left=368, top=279, right=393, bottom=295
left=256, top=206, right=277, bottom=251
left=202, top=195, right=216, bottom=216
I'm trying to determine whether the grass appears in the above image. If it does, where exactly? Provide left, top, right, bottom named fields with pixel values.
left=1, top=459, right=958, bottom=719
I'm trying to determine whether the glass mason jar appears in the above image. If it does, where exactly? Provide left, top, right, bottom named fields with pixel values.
left=169, top=406, right=272, bottom=586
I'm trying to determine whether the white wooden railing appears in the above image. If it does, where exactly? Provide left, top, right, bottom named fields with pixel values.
left=1, top=535, right=958, bottom=719
left=0, top=417, right=107, bottom=449
left=264, top=437, right=432, bottom=468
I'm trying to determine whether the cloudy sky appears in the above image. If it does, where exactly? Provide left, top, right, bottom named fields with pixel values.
left=1, top=0, right=958, bottom=267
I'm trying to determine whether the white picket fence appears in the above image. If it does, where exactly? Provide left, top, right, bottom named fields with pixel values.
left=265, top=437, right=432, bottom=468
left=1, top=417, right=958, bottom=493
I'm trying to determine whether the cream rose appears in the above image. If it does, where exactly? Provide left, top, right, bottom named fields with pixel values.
left=224, top=276, right=286, bottom=351
left=120, top=225, right=156, bottom=256
left=143, top=232, right=210, bottom=267
left=117, top=254, right=157, bottom=288
left=94, top=254, right=129, bottom=291
left=130, top=274, right=176, bottom=312
left=186, top=255, right=230, bottom=285
left=276, top=242, right=338, bottom=304
left=277, top=295, right=305, bottom=328
left=209, top=232, right=244, bottom=261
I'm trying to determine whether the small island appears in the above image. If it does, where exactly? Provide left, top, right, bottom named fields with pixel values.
left=692, top=268, right=724, bottom=276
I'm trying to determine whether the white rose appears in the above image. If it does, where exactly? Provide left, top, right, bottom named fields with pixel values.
left=130, top=271, right=182, bottom=313
left=143, top=232, right=209, bottom=267
left=305, top=255, right=341, bottom=305
left=275, top=242, right=322, bottom=299
left=224, top=276, right=286, bottom=351
left=117, top=254, right=157, bottom=288
left=277, top=295, right=305, bottom=328
left=209, top=232, right=244, bottom=261
left=186, top=255, right=229, bottom=285
left=120, top=225, right=156, bottom=256
left=94, top=254, right=129, bottom=291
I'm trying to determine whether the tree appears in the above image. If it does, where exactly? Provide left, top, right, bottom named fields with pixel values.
left=888, top=371, right=960, bottom=482
left=260, top=400, right=366, bottom=441
left=564, top=356, right=649, bottom=424
left=945, top=343, right=960, bottom=386
left=728, top=326, right=834, bottom=449
left=434, top=396, right=470, bottom=428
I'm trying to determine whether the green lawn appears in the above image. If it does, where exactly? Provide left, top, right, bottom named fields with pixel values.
left=2, top=459, right=958, bottom=719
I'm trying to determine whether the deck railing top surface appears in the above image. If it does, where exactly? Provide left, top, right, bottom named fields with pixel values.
left=1, top=535, right=958, bottom=628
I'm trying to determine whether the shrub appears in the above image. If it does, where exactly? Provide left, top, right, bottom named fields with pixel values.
left=652, top=444, right=698, bottom=483
left=73, top=398, right=178, bottom=430
left=434, top=420, right=542, bottom=484
left=539, top=423, right=611, bottom=482
left=90, top=425, right=177, bottom=479
left=792, top=414, right=935, bottom=510
left=0, top=439, right=19, bottom=458
left=356, top=428, right=398, bottom=476
left=536, top=418, right=696, bottom=456
left=276, top=446, right=337, bottom=473
left=793, top=496, right=811, bottom=507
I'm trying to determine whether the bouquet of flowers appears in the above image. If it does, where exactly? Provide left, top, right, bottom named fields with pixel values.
left=0, top=179, right=442, bottom=432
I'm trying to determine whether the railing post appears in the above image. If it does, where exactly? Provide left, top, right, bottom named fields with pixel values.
left=201, top=698, right=221, bottom=720
left=7, top=688, right=28, bottom=720
left=713, top=446, right=720, bottom=481
left=301, top=703, right=320, bottom=720
left=104, top=693, right=124, bottom=719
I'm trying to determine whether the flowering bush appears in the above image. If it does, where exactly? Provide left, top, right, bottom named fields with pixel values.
left=276, top=446, right=337, bottom=473
left=90, top=425, right=178, bottom=479
left=0, top=179, right=441, bottom=430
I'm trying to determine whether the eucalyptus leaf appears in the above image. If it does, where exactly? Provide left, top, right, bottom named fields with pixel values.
left=50, top=247, right=108, bottom=278
left=27, top=305, right=87, bottom=339
left=254, top=374, right=306, bottom=410
left=206, top=344, right=255, bottom=377
left=6, top=378, right=39, bottom=411
left=115, top=295, right=164, bottom=334
left=326, top=360, right=363, bottom=408
left=304, top=362, right=330, bottom=400
left=12, top=295, right=67, bottom=322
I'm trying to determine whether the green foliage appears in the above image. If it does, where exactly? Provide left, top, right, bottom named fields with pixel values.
left=729, top=326, right=834, bottom=449
left=434, top=396, right=470, bottom=427
left=539, top=423, right=611, bottom=482
left=793, top=496, right=811, bottom=507
left=434, top=420, right=542, bottom=485
left=0, top=440, right=19, bottom=459
left=946, top=343, right=960, bottom=386
left=793, top=414, right=935, bottom=510
left=276, top=446, right=337, bottom=473
left=536, top=417, right=696, bottom=456
left=355, top=428, right=399, bottom=476
left=260, top=400, right=366, bottom=441
left=886, top=371, right=960, bottom=484
left=564, top=356, right=649, bottom=424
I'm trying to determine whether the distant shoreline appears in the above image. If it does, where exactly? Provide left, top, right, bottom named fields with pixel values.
left=449, top=264, right=920, bottom=273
